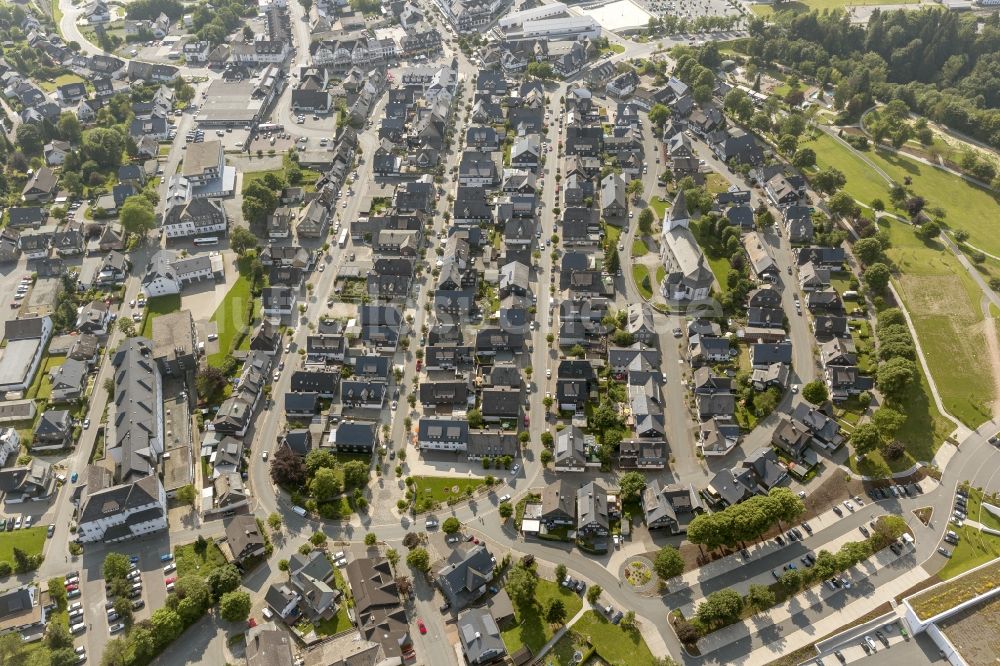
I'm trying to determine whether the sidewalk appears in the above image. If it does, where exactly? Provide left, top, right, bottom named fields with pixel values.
left=738, top=566, right=928, bottom=665
left=696, top=545, right=926, bottom=659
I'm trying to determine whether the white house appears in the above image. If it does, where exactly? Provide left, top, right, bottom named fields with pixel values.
left=0, top=428, right=20, bottom=467
left=77, top=474, right=168, bottom=543
left=141, top=250, right=223, bottom=297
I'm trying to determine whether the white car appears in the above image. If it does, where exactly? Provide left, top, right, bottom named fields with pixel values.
left=499, top=494, right=511, bottom=503
left=163, top=563, right=176, bottom=574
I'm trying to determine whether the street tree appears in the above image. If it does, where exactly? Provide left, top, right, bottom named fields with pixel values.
left=406, top=547, right=430, bottom=572
left=618, top=471, right=647, bottom=502
left=851, top=422, right=883, bottom=457
left=801, top=381, right=829, bottom=405
left=653, top=545, right=684, bottom=580
left=506, top=565, right=537, bottom=608
left=219, top=590, right=252, bottom=622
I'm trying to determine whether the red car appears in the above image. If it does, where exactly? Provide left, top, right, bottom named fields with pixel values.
left=165, top=577, right=176, bottom=585
left=417, top=619, right=426, bottom=635
left=523, top=415, right=529, bottom=427
left=65, top=584, right=78, bottom=592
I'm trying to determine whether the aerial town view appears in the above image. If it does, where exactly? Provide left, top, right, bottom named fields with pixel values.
left=1, top=0, right=1000, bottom=663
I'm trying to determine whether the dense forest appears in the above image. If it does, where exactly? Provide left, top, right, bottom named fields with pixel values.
left=742, top=9, right=1000, bottom=148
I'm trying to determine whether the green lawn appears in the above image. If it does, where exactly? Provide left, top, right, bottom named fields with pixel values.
left=752, top=0, right=917, bottom=16
left=655, top=266, right=666, bottom=285
left=938, top=527, right=1000, bottom=580
left=569, top=611, right=657, bottom=666
left=866, top=147, right=1000, bottom=258
left=312, top=565, right=352, bottom=634
left=801, top=133, right=890, bottom=206
left=140, top=294, right=182, bottom=338
left=207, top=275, right=252, bottom=368
left=501, top=580, right=583, bottom=654
left=707, top=256, right=733, bottom=295
left=412, top=476, right=486, bottom=504
left=883, top=218, right=995, bottom=428
left=0, top=527, right=47, bottom=564
left=633, top=265, right=652, bottom=299
left=26, top=356, right=65, bottom=400
left=38, top=73, right=85, bottom=93
left=603, top=222, right=621, bottom=249
left=174, top=542, right=227, bottom=578
left=649, top=196, right=669, bottom=220
left=631, top=239, right=649, bottom=257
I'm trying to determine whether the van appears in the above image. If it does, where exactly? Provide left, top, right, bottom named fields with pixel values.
left=71, top=623, right=86, bottom=635
left=292, top=505, right=307, bottom=517
left=262, top=607, right=274, bottom=620
left=843, top=290, right=859, bottom=300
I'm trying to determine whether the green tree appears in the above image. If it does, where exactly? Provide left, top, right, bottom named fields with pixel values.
left=620, top=610, right=637, bottom=629
left=278, top=559, right=289, bottom=572
left=150, top=607, right=184, bottom=646
left=853, top=237, right=884, bottom=265
left=304, top=449, right=337, bottom=475
left=207, top=564, right=241, bottom=601
left=467, top=409, right=483, bottom=428
left=16, top=124, right=43, bottom=155
left=638, top=207, right=655, bottom=234
left=406, top=547, right=430, bottom=572
left=586, top=584, right=603, bottom=604
left=767, top=487, right=805, bottom=528
left=219, top=590, right=252, bottom=622
left=499, top=501, right=513, bottom=518
left=744, top=584, right=775, bottom=615
left=540, top=449, right=554, bottom=466
left=695, top=589, right=743, bottom=628
left=506, top=565, right=537, bottom=608
left=780, top=568, right=802, bottom=591
left=653, top=545, right=684, bottom=579
left=828, top=191, right=859, bottom=219
left=45, top=621, right=74, bottom=650
left=812, top=167, right=847, bottom=194
left=791, top=147, right=816, bottom=169
left=342, top=460, right=369, bottom=488
left=103, top=552, right=130, bottom=582
left=442, top=517, right=461, bottom=534
left=175, top=484, right=197, bottom=506
left=545, top=597, right=567, bottom=625
left=877, top=357, right=917, bottom=397
left=386, top=548, right=400, bottom=568
left=618, top=471, right=647, bottom=502
left=267, top=513, right=282, bottom=530
left=309, top=467, right=342, bottom=501
left=801, top=381, right=829, bottom=405
left=871, top=407, right=906, bottom=438
left=229, top=226, right=259, bottom=256
left=310, top=531, right=328, bottom=546
left=863, top=262, right=891, bottom=294
left=120, top=196, right=156, bottom=236
left=47, top=578, right=68, bottom=610
left=364, top=532, right=377, bottom=546
left=851, top=422, right=883, bottom=457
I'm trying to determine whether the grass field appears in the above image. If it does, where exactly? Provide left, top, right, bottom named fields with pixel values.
left=140, top=294, right=181, bottom=338
left=649, top=196, right=669, bottom=220
left=174, top=542, right=227, bottom=579
left=632, top=239, right=649, bottom=257
left=207, top=275, right=252, bottom=368
left=38, top=73, right=85, bottom=93
left=633, top=265, right=652, bottom=299
left=26, top=356, right=65, bottom=400
left=0, top=526, right=46, bottom=564
left=603, top=222, right=621, bottom=249
left=938, top=486, right=1000, bottom=580
left=882, top=218, right=996, bottom=428
left=500, top=579, right=583, bottom=654
left=752, top=0, right=918, bottom=16
left=801, top=133, right=890, bottom=206
left=412, top=476, right=485, bottom=504
left=569, top=611, right=657, bottom=666
left=865, top=147, right=1000, bottom=258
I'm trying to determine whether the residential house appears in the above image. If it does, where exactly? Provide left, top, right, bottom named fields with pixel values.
left=436, top=544, right=495, bottom=610
left=642, top=480, right=703, bottom=533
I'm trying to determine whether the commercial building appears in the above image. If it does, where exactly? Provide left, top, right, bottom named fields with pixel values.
left=0, top=316, right=53, bottom=394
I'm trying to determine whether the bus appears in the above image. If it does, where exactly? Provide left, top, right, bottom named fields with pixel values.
left=257, top=123, right=283, bottom=133
left=193, top=237, right=219, bottom=247
left=338, top=229, right=348, bottom=248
